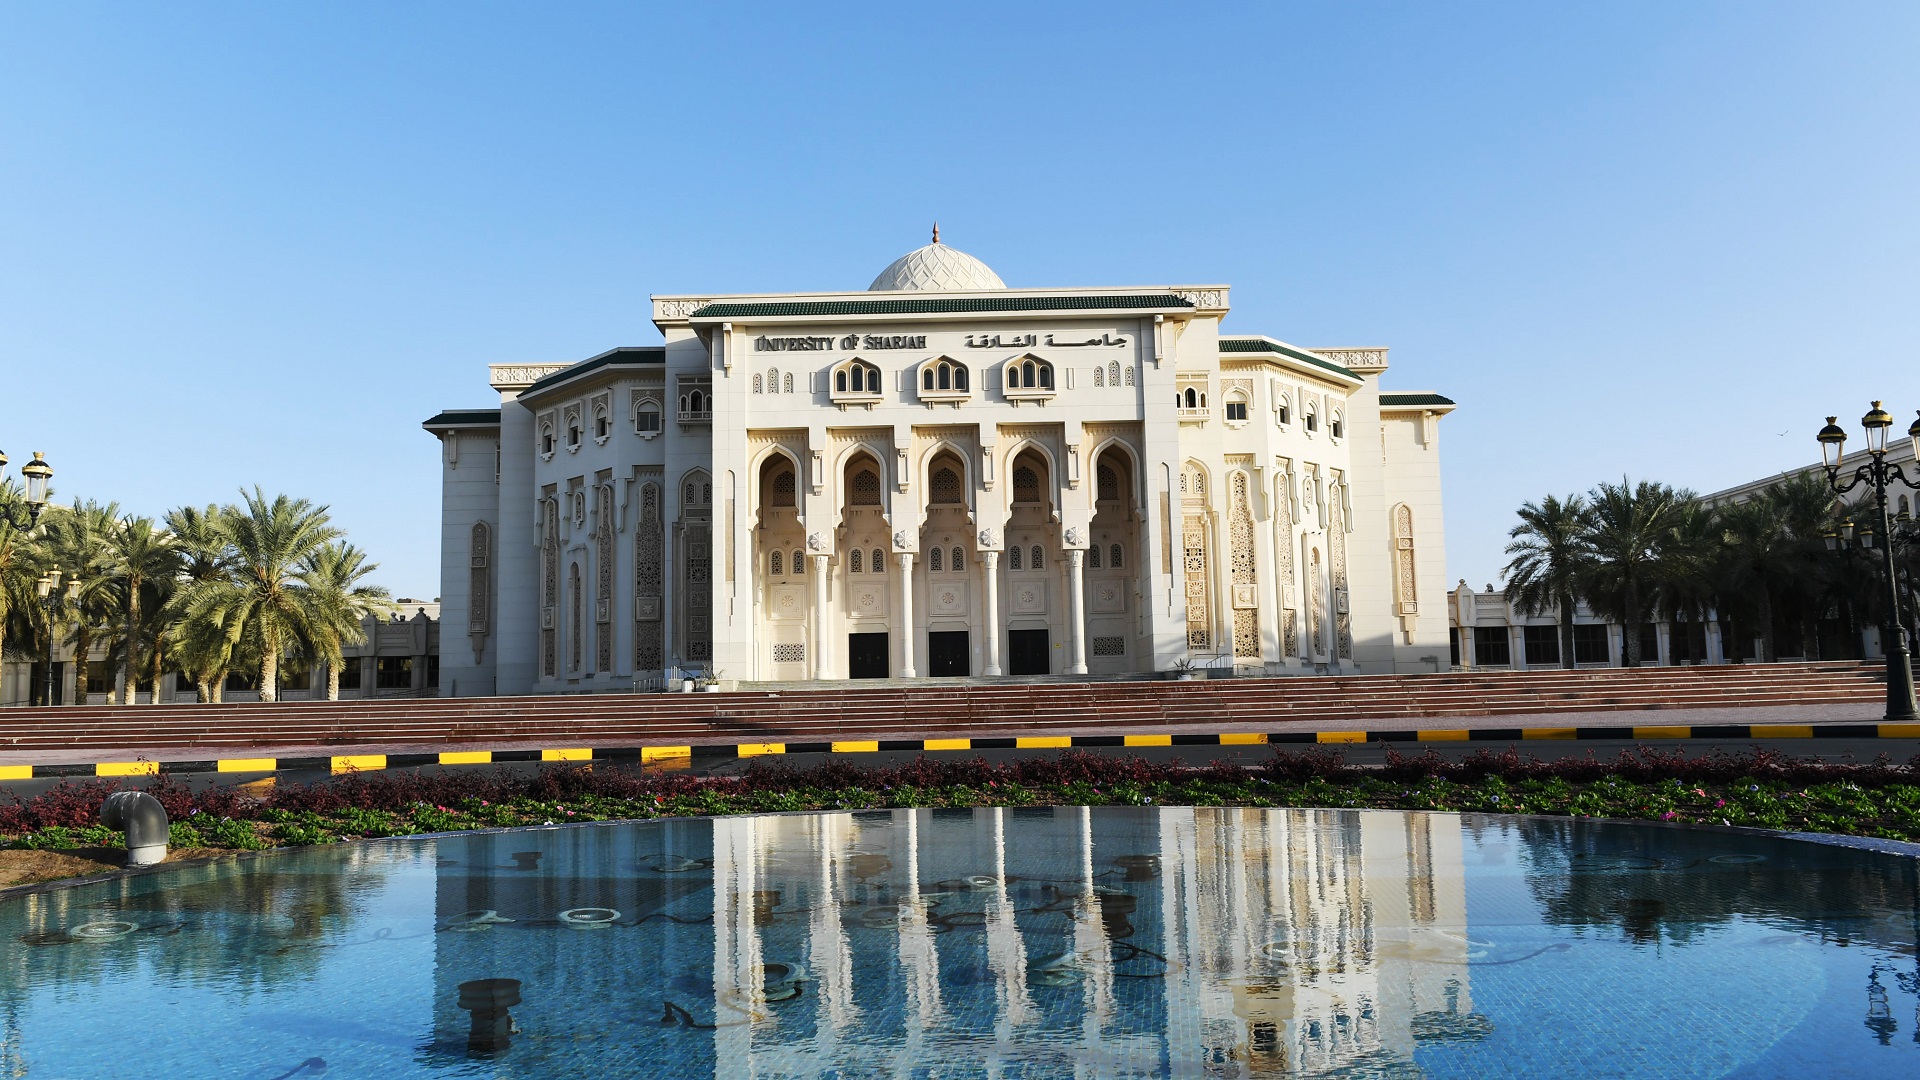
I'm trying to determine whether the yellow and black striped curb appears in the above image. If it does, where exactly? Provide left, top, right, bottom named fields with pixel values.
left=5, top=722, right=1920, bottom=780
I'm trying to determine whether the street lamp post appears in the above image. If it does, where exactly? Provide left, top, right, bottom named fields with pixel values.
left=0, top=451, right=54, bottom=528
left=1817, top=402, right=1920, bottom=721
left=35, top=569, right=81, bottom=707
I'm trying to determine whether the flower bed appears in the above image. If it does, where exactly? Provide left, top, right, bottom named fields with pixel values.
left=5, top=746, right=1920, bottom=854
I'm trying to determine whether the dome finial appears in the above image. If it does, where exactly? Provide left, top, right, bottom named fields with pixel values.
left=931, top=222, right=940, bottom=244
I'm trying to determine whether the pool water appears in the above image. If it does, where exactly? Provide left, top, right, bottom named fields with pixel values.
left=4, top=807, right=1919, bottom=1077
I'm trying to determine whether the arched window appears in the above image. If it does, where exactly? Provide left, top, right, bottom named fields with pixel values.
left=1008, top=545, right=1022, bottom=570
left=1225, top=392, right=1249, bottom=422
left=1030, top=545, right=1044, bottom=569
left=1013, top=466, right=1039, bottom=503
left=923, top=368, right=936, bottom=390
left=835, top=360, right=882, bottom=398
left=770, top=550, right=783, bottom=575
left=792, top=550, right=805, bottom=574
left=871, top=548, right=886, bottom=573
left=951, top=546, right=964, bottom=571
left=836, top=370, right=848, bottom=393
left=1110, top=543, right=1123, bottom=569
left=955, top=366, right=968, bottom=391
left=769, top=367, right=780, bottom=391
left=636, top=399, right=661, bottom=434
left=1021, top=360, right=1036, bottom=387
left=770, top=469, right=796, bottom=507
left=541, top=426, right=556, bottom=455
left=594, top=410, right=609, bottom=439
left=938, top=364, right=952, bottom=390
left=850, top=469, right=881, bottom=505
left=783, top=372, right=794, bottom=393
left=1088, top=545, right=1102, bottom=569
left=1004, top=356, right=1054, bottom=395
left=930, top=467, right=963, bottom=504
left=929, top=546, right=943, bottom=572
left=1331, top=411, right=1344, bottom=439
left=1108, top=360, right=1120, bottom=386
left=568, top=421, right=581, bottom=448
left=1097, top=466, right=1119, bottom=503
left=753, top=374, right=763, bottom=394
left=1305, top=405, right=1318, bottom=433
left=1124, top=365, right=1134, bottom=387
left=866, top=367, right=881, bottom=393
left=1183, top=387, right=1199, bottom=409
left=1093, top=367, right=1105, bottom=387
left=849, top=549, right=863, bottom=573
left=1276, top=394, right=1291, bottom=426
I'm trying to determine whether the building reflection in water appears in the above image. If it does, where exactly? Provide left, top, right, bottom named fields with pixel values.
left=427, top=806, right=1481, bottom=1076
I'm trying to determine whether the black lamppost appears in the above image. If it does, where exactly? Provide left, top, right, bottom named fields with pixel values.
left=1817, top=402, right=1920, bottom=721
left=0, top=450, right=54, bottom=528
left=35, top=568, right=80, bottom=707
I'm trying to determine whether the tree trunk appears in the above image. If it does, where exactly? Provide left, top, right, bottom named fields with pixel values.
left=1622, top=587, right=1641, bottom=667
left=1559, top=595, right=1576, bottom=669
left=70, top=623, right=91, bottom=705
left=327, top=664, right=340, bottom=701
left=120, top=582, right=140, bottom=705
left=150, top=639, right=165, bottom=706
left=260, top=643, right=278, bottom=703
left=1803, top=614, right=1821, bottom=662
left=1757, top=590, right=1777, bottom=663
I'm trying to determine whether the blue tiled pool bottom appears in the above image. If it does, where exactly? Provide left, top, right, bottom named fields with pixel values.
left=4, top=807, right=1919, bottom=1077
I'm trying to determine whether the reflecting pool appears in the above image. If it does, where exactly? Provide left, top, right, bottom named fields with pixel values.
left=4, top=807, right=1920, bottom=1077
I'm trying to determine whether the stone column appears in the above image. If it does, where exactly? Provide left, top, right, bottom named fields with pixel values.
left=812, top=554, right=832, bottom=680
left=982, top=551, right=1003, bottom=675
left=897, top=553, right=917, bottom=677
left=1067, top=548, right=1088, bottom=675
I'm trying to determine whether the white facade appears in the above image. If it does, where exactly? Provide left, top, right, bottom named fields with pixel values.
left=425, top=241, right=1456, bottom=696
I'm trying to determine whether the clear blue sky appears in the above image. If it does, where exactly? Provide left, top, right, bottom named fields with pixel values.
left=3, top=2, right=1916, bottom=596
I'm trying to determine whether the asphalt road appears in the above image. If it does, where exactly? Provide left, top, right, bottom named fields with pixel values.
left=2, top=738, right=1909, bottom=800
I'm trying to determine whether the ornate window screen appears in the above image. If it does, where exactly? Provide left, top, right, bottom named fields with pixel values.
left=1184, top=514, right=1211, bottom=650
left=1012, top=466, right=1039, bottom=503
left=633, top=483, right=663, bottom=670
left=1330, top=478, right=1352, bottom=660
left=1393, top=503, right=1419, bottom=643
left=1230, top=472, right=1260, bottom=658
left=1274, top=473, right=1299, bottom=657
left=568, top=563, right=582, bottom=673
left=541, top=499, right=559, bottom=678
left=595, top=485, right=613, bottom=673
left=929, top=467, right=963, bottom=505
left=850, top=469, right=882, bottom=505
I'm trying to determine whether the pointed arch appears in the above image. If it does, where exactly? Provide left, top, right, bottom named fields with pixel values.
left=919, top=441, right=975, bottom=511
left=1086, top=437, right=1143, bottom=511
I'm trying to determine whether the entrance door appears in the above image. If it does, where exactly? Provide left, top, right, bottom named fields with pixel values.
left=928, top=631, right=969, bottom=677
left=1009, top=629, right=1050, bottom=676
left=848, top=632, right=890, bottom=679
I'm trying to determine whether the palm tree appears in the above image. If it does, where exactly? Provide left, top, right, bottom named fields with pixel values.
left=1583, top=478, right=1691, bottom=666
left=1716, top=499, right=1796, bottom=662
left=107, top=516, right=180, bottom=704
left=161, top=504, right=234, bottom=703
left=1764, top=470, right=1841, bottom=659
left=298, top=542, right=393, bottom=700
left=0, top=479, right=53, bottom=703
left=1649, top=501, right=1722, bottom=663
left=44, top=499, right=122, bottom=703
left=1502, top=494, right=1591, bottom=668
left=173, top=488, right=340, bottom=702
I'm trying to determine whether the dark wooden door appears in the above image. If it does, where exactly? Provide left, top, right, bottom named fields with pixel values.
left=848, top=632, right=889, bottom=679
left=1008, top=629, right=1049, bottom=676
left=928, top=631, right=969, bottom=677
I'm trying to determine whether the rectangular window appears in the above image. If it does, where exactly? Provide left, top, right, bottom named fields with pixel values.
left=1639, top=623, right=1661, bottom=664
left=1572, top=624, right=1611, bottom=664
left=1225, top=401, right=1248, bottom=421
left=427, top=655, right=440, bottom=688
left=1472, top=626, right=1511, bottom=666
left=1522, top=625, right=1561, bottom=666
left=1449, top=627, right=1460, bottom=667
left=337, top=660, right=363, bottom=690
left=376, top=656, right=413, bottom=689
left=280, top=664, right=311, bottom=691
left=176, top=672, right=196, bottom=692
left=1670, top=622, right=1709, bottom=663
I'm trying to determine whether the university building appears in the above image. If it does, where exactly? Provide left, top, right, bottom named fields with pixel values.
left=423, top=236, right=1456, bottom=696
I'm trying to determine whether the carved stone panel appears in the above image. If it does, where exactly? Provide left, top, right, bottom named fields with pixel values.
left=1010, top=582, right=1048, bottom=615
left=769, top=585, right=806, bottom=620
left=930, top=584, right=968, bottom=616
left=850, top=585, right=886, bottom=619
left=1090, top=580, right=1126, bottom=614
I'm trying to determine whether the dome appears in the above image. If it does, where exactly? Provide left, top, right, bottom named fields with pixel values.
left=868, top=228, right=1005, bottom=292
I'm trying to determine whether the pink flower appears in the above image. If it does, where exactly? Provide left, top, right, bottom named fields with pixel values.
left=1660, top=811, right=1677, bottom=821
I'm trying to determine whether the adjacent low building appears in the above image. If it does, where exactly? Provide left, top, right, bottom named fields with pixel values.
left=0, top=604, right=441, bottom=706
left=425, top=236, right=1458, bottom=696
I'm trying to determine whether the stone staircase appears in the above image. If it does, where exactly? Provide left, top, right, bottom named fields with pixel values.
left=0, top=661, right=1888, bottom=754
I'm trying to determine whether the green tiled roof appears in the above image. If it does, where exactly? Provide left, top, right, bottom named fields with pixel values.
left=523, top=346, right=666, bottom=397
left=1218, top=338, right=1362, bottom=383
left=1378, top=392, right=1456, bottom=408
left=687, top=294, right=1194, bottom=319
left=421, top=408, right=502, bottom=429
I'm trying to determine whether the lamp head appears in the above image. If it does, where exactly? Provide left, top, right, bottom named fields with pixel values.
left=64, top=577, right=80, bottom=601
left=1824, top=528, right=1840, bottom=551
left=1909, top=411, right=1920, bottom=463
left=1818, top=416, right=1848, bottom=471
left=16, top=452, right=51, bottom=508
left=1863, top=401, right=1894, bottom=454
